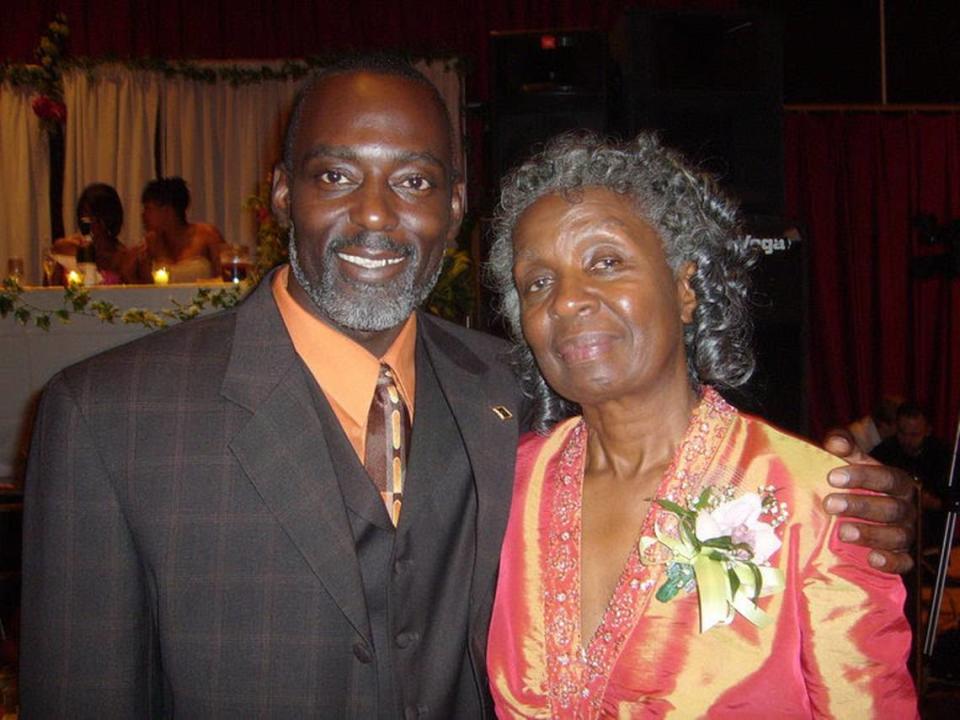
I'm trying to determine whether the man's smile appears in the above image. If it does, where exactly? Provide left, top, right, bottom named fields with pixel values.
left=336, top=251, right=406, bottom=270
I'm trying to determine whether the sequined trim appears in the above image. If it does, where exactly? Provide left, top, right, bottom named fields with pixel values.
left=542, top=388, right=736, bottom=719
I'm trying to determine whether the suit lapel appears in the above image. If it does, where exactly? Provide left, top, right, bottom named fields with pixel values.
left=222, top=273, right=371, bottom=643
left=417, top=315, right=519, bottom=625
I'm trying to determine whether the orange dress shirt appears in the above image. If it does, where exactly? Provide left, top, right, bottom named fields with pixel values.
left=271, top=265, right=416, bottom=462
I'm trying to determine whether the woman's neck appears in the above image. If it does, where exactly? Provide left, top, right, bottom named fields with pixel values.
left=581, top=370, right=699, bottom=487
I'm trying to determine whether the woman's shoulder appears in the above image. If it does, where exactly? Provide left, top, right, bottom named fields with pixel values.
left=190, top=221, right=225, bottom=245
left=730, top=410, right=845, bottom=499
left=517, top=417, right=581, bottom=473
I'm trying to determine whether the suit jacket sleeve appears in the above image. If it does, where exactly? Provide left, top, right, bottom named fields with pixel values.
left=20, top=373, right=163, bottom=718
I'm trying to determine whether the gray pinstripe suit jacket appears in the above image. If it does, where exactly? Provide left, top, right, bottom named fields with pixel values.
left=20, top=272, right=525, bottom=718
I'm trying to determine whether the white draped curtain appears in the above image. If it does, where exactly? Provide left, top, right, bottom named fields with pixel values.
left=0, top=82, right=50, bottom=284
left=160, top=63, right=300, bottom=249
left=2, top=61, right=464, bottom=276
left=62, top=65, right=160, bottom=245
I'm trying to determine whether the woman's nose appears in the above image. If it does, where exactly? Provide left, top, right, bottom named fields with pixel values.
left=550, top=275, right=597, bottom=318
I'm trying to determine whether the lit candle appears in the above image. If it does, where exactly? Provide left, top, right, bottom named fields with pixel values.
left=152, top=267, right=170, bottom=285
left=66, top=270, right=82, bottom=286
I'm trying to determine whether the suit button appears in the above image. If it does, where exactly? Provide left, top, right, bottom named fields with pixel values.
left=353, top=641, right=373, bottom=664
left=395, top=630, right=420, bottom=649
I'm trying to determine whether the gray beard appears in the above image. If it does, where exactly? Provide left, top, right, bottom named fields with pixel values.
left=287, top=225, right=443, bottom=332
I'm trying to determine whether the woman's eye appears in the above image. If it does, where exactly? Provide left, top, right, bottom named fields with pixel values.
left=590, top=256, right=621, bottom=272
left=525, top=276, right=551, bottom=295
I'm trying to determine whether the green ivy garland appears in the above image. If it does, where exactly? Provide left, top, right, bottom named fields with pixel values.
left=0, top=276, right=244, bottom=331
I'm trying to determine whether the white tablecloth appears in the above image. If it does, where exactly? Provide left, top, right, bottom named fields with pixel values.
left=0, top=283, right=236, bottom=479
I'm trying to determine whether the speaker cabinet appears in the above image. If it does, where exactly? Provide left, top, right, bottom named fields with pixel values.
left=621, top=9, right=784, bottom=217
left=489, top=29, right=610, bottom=185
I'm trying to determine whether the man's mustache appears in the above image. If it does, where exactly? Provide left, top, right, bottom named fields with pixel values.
left=328, top=232, right=415, bottom=258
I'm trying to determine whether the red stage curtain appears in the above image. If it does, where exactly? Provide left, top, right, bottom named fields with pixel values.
left=785, top=111, right=960, bottom=441
left=6, top=1, right=734, bottom=93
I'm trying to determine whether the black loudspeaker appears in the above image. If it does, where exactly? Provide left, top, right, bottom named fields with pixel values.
left=621, top=10, right=805, bottom=433
left=489, top=29, right=609, bottom=187
left=621, top=9, right=784, bottom=216
left=723, top=218, right=809, bottom=434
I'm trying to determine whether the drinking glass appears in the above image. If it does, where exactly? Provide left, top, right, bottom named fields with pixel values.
left=41, top=246, right=57, bottom=286
left=6, top=257, right=25, bottom=281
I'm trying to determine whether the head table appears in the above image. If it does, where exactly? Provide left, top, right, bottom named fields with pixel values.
left=0, top=282, right=236, bottom=481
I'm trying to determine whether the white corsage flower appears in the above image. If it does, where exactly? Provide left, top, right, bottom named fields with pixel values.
left=641, top=486, right=788, bottom=633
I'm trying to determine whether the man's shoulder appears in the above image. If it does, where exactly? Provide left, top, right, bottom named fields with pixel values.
left=418, top=313, right=514, bottom=365
left=56, top=307, right=238, bottom=399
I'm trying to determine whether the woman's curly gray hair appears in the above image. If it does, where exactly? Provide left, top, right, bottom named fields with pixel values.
left=488, top=130, right=757, bottom=433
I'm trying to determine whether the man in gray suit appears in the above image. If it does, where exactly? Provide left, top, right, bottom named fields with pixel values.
left=21, top=56, right=915, bottom=718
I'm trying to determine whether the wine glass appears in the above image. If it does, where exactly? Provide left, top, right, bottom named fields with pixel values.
left=6, top=257, right=25, bottom=282
left=41, top=246, right=57, bottom=286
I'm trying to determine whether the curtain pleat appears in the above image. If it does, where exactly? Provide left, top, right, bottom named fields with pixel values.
left=0, top=83, right=50, bottom=284
left=785, top=111, right=960, bottom=440
left=62, top=65, right=159, bottom=245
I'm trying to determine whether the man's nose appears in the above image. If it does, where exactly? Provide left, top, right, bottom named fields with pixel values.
left=350, top=180, right=399, bottom=232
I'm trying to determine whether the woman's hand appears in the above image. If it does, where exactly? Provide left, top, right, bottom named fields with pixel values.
left=821, top=429, right=916, bottom=573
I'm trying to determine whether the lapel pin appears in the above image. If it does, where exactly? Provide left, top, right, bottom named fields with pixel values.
left=491, top=405, right=513, bottom=420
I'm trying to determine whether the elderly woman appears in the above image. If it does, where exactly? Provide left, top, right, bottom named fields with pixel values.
left=485, top=133, right=916, bottom=718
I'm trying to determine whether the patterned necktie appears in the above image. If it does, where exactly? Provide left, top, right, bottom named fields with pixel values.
left=364, top=364, right=410, bottom=526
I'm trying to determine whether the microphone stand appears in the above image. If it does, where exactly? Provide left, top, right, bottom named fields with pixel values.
left=922, top=406, right=960, bottom=660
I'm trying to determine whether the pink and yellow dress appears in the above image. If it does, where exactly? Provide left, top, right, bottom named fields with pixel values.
left=487, top=389, right=916, bottom=719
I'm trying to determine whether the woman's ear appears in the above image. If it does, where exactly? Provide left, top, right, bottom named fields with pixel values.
left=676, top=261, right=698, bottom=324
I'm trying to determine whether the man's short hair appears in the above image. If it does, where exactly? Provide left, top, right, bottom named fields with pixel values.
left=896, top=401, right=927, bottom=422
left=281, top=54, right=456, bottom=176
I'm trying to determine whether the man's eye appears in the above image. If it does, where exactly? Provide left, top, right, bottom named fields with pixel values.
left=397, top=175, right=433, bottom=191
left=317, top=170, right=349, bottom=185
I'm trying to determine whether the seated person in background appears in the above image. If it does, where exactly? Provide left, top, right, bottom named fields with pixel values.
left=872, top=401, right=951, bottom=547
left=53, top=183, right=142, bottom=284
left=134, top=176, right=225, bottom=282
left=848, top=395, right=901, bottom=453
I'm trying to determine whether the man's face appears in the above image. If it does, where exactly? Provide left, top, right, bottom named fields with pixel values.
left=896, top=415, right=928, bottom=457
left=273, top=71, right=464, bottom=340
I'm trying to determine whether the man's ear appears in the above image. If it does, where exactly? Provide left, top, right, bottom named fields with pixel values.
left=445, top=179, right=466, bottom=246
left=677, top=261, right=698, bottom=324
left=271, top=164, right=291, bottom=225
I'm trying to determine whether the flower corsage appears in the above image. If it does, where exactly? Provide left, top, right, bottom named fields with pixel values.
left=641, top=486, right=788, bottom=633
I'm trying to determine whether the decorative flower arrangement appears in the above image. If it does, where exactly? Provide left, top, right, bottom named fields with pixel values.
left=31, top=12, right=69, bottom=132
left=243, top=180, right=289, bottom=281
left=641, top=485, right=788, bottom=633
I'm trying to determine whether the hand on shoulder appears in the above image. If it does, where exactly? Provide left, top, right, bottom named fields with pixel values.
left=819, top=428, right=916, bottom=574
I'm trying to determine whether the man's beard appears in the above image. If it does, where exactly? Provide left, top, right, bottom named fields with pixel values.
left=288, top=225, right=443, bottom=332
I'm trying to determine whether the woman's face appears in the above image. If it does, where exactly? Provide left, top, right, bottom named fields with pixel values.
left=78, top=203, right=110, bottom=241
left=511, top=187, right=697, bottom=407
